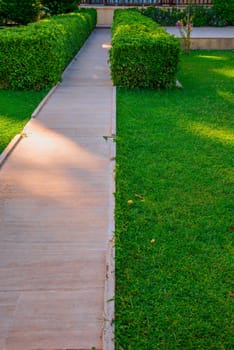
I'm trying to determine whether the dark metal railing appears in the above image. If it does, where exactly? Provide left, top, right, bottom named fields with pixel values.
left=81, top=0, right=213, bottom=6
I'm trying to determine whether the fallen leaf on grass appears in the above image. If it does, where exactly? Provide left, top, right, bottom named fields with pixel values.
left=135, top=193, right=145, bottom=202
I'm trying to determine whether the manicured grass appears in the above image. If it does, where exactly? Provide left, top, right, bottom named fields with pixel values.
left=115, top=51, right=234, bottom=349
left=0, top=90, right=48, bottom=154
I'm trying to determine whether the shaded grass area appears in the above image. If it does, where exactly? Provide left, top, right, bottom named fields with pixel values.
left=0, top=90, right=48, bottom=154
left=115, top=51, right=234, bottom=349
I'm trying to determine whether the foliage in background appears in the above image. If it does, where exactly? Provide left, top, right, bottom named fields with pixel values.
left=0, top=9, right=96, bottom=90
left=41, top=0, right=78, bottom=16
left=0, top=0, right=4, bottom=24
left=0, top=89, right=47, bottom=154
left=142, top=5, right=229, bottom=27
left=115, top=50, right=234, bottom=349
left=212, top=0, right=234, bottom=25
left=0, top=0, right=42, bottom=25
left=110, top=9, right=181, bottom=89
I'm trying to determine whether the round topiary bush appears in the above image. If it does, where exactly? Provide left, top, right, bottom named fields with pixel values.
left=212, top=0, right=234, bottom=25
left=1, top=0, right=42, bottom=25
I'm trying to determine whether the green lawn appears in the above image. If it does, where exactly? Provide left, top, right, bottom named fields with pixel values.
left=0, top=90, right=48, bottom=154
left=115, top=51, right=234, bottom=349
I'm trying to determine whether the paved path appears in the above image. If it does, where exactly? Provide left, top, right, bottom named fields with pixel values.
left=165, top=26, right=234, bottom=49
left=165, top=26, right=234, bottom=38
left=0, top=28, right=114, bottom=350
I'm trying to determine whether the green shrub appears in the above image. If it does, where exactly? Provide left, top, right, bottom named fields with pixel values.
left=0, top=9, right=97, bottom=90
left=41, top=0, right=78, bottom=15
left=109, top=9, right=181, bottom=89
left=1, top=0, right=42, bottom=25
left=142, top=7, right=183, bottom=26
left=0, top=1, right=4, bottom=25
left=212, top=0, right=234, bottom=25
left=142, top=5, right=228, bottom=27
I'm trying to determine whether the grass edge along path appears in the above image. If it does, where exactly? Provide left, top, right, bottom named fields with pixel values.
left=0, top=89, right=48, bottom=154
left=115, top=51, right=234, bottom=349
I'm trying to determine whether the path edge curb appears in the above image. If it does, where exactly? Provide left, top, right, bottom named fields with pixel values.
left=31, top=31, right=92, bottom=119
left=31, top=83, right=60, bottom=118
left=0, top=134, right=22, bottom=169
left=0, top=32, right=92, bottom=167
left=31, top=32, right=91, bottom=119
left=103, top=86, right=116, bottom=350
left=0, top=83, right=59, bottom=168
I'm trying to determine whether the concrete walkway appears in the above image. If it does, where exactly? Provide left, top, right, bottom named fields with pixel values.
left=165, top=26, right=234, bottom=38
left=0, top=28, right=114, bottom=350
left=165, top=26, right=234, bottom=49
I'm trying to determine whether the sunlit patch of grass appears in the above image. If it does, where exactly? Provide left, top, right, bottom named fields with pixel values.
left=115, top=51, right=234, bottom=349
left=213, top=68, right=234, bottom=78
left=178, top=120, right=234, bottom=145
left=0, top=89, right=48, bottom=154
left=197, top=55, right=227, bottom=61
left=217, top=89, right=234, bottom=104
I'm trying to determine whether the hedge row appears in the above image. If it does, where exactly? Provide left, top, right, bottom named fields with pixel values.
left=142, top=5, right=229, bottom=27
left=109, top=10, right=181, bottom=89
left=0, top=9, right=97, bottom=90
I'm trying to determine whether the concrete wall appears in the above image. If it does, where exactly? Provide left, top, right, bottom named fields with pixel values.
left=96, top=6, right=115, bottom=26
left=190, top=38, right=234, bottom=50
left=80, top=6, right=137, bottom=26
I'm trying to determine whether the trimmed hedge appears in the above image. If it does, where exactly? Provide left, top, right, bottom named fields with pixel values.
left=109, top=9, right=181, bottom=89
left=142, top=5, right=228, bottom=27
left=0, top=9, right=97, bottom=90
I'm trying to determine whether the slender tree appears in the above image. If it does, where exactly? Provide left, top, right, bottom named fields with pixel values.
left=176, top=0, right=194, bottom=55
